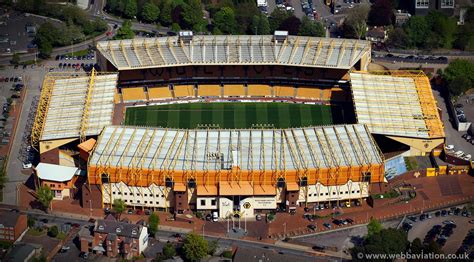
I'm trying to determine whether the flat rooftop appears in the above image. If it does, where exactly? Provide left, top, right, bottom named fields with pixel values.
left=350, top=72, right=445, bottom=139
left=39, top=72, right=118, bottom=141
left=89, top=124, right=383, bottom=171
left=96, top=35, right=371, bottom=70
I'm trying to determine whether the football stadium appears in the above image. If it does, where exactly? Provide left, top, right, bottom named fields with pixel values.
left=32, top=31, right=444, bottom=217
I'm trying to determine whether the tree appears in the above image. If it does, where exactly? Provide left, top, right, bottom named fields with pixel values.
left=27, top=216, right=36, bottom=228
left=251, top=13, right=270, bottom=35
left=141, top=2, right=160, bottom=23
left=159, top=0, right=173, bottom=26
left=213, top=7, right=237, bottom=34
left=171, top=22, right=181, bottom=32
left=443, top=59, right=474, bottom=83
left=449, top=76, right=472, bottom=96
left=38, top=40, right=53, bottom=58
left=234, top=1, right=260, bottom=33
left=403, top=16, right=429, bottom=48
left=114, top=20, right=135, bottom=40
left=11, top=53, right=20, bottom=65
left=368, top=0, right=394, bottom=26
left=298, top=16, right=324, bottom=37
left=183, top=232, right=208, bottom=261
left=48, top=225, right=59, bottom=237
left=386, top=28, right=409, bottom=48
left=279, top=16, right=301, bottom=35
left=112, top=198, right=126, bottom=218
left=124, top=0, right=138, bottom=19
left=269, top=8, right=290, bottom=32
left=208, top=240, right=218, bottom=255
left=162, top=242, right=176, bottom=259
left=367, top=218, right=382, bottom=236
left=182, top=0, right=206, bottom=32
left=425, top=11, right=457, bottom=49
left=351, top=228, right=409, bottom=261
left=344, top=5, right=369, bottom=39
left=410, top=238, right=424, bottom=254
left=148, top=212, right=159, bottom=235
left=37, top=185, right=54, bottom=211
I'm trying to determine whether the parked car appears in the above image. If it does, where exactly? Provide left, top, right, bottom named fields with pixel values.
left=323, top=222, right=331, bottom=229
left=22, top=162, right=32, bottom=169
left=443, top=220, right=455, bottom=225
left=256, top=214, right=262, bottom=221
left=308, top=224, right=317, bottom=231
left=345, top=218, right=354, bottom=224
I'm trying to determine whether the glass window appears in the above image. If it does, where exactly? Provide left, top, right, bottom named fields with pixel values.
left=441, top=0, right=454, bottom=8
left=416, top=0, right=429, bottom=8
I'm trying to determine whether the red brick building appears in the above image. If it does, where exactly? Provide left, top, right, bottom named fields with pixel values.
left=79, top=218, right=148, bottom=259
left=0, top=211, right=27, bottom=242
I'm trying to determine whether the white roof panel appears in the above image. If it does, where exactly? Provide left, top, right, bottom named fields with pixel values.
left=36, top=163, right=79, bottom=182
left=40, top=73, right=118, bottom=141
left=89, top=124, right=383, bottom=172
left=96, top=36, right=371, bottom=70
left=350, top=73, right=432, bottom=138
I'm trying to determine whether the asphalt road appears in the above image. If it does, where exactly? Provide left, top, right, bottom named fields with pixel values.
left=2, top=206, right=333, bottom=261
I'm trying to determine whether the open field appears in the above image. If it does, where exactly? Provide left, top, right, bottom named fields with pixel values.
left=124, top=102, right=341, bottom=129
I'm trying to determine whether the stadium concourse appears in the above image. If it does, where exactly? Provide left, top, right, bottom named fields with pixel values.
left=30, top=32, right=445, bottom=217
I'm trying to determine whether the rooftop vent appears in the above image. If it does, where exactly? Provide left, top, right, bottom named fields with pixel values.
left=131, top=229, right=137, bottom=235
left=116, top=227, right=122, bottom=233
left=98, top=225, right=104, bottom=230
left=179, top=31, right=193, bottom=43
left=273, top=31, right=288, bottom=43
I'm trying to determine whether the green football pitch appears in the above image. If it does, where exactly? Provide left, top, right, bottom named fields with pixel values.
left=124, top=102, right=338, bottom=129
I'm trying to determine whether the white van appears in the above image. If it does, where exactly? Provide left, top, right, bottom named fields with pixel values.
left=212, top=211, right=218, bottom=222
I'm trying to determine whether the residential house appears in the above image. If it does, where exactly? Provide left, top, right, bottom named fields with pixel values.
left=366, top=27, right=387, bottom=44
left=404, top=0, right=455, bottom=16
left=0, top=211, right=27, bottom=242
left=79, top=218, right=148, bottom=259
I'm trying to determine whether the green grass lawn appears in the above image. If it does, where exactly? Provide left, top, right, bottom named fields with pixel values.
left=124, top=102, right=338, bottom=129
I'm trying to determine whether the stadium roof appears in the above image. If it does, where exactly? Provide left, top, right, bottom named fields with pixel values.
left=96, top=35, right=371, bottom=71
left=89, top=124, right=383, bottom=172
left=39, top=72, right=117, bottom=141
left=350, top=72, right=445, bottom=139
